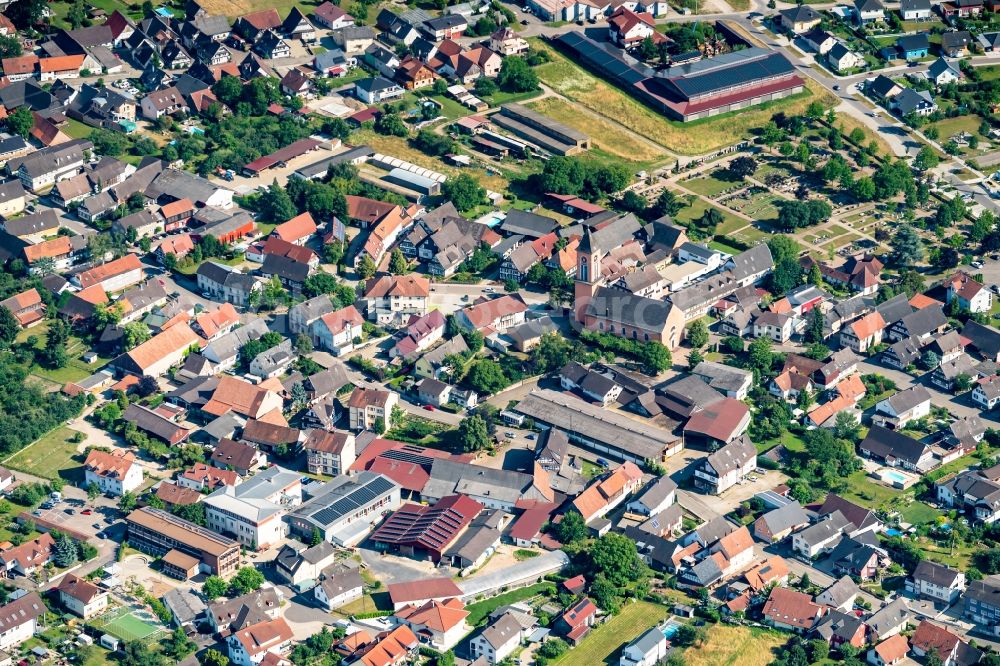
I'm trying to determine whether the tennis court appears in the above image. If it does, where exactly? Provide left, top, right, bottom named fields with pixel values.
left=91, top=607, right=164, bottom=642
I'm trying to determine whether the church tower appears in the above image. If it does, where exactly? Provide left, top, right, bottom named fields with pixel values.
left=574, top=227, right=600, bottom=324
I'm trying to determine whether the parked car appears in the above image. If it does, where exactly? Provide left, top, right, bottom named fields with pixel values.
left=423, top=405, right=436, bottom=411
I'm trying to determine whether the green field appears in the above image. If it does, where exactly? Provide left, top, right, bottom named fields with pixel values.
left=91, top=607, right=165, bottom=643
left=679, top=626, right=788, bottom=666
left=465, top=582, right=555, bottom=626
left=531, top=39, right=836, bottom=156
left=930, top=115, right=982, bottom=140
left=4, top=426, right=85, bottom=482
left=551, top=601, right=669, bottom=666
left=674, top=197, right=744, bottom=233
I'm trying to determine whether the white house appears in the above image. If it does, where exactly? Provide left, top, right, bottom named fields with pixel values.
left=900, top=0, right=932, bottom=20
left=84, top=449, right=143, bottom=496
left=204, top=466, right=302, bottom=551
left=0, top=593, right=45, bottom=650
left=973, top=376, right=1000, bottom=410
left=313, top=566, right=364, bottom=610
left=908, top=560, right=966, bottom=605
left=469, top=613, right=525, bottom=665
left=57, top=574, right=109, bottom=619
left=946, top=272, right=993, bottom=314
left=226, top=618, right=294, bottom=666
left=618, top=627, right=668, bottom=666
left=873, top=386, right=932, bottom=429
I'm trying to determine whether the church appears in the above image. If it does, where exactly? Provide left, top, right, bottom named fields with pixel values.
left=574, top=226, right=686, bottom=349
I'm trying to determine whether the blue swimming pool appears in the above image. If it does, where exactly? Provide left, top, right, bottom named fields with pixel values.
left=663, top=620, right=682, bottom=639
left=885, top=528, right=903, bottom=537
left=883, top=470, right=908, bottom=484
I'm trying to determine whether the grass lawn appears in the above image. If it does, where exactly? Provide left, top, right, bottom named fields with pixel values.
left=0, top=499, right=37, bottom=543
left=22, top=328, right=112, bottom=385
left=196, top=0, right=322, bottom=18
left=4, top=426, right=86, bottom=483
left=465, top=582, right=555, bottom=626
left=840, top=469, right=903, bottom=511
left=833, top=114, right=894, bottom=156
left=980, top=65, right=1000, bottom=81
left=910, top=536, right=975, bottom=569
left=175, top=254, right=245, bottom=276
left=900, top=501, right=942, bottom=526
left=526, top=97, right=670, bottom=166
left=63, top=119, right=94, bottom=140
left=674, top=197, right=743, bottom=232
left=678, top=626, right=788, bottom=666
left=551, top=601, right=669, bottom=666
left=931, top=115, right=982, bottom=141
left=684, top=170, right=741, bottom=198
left=532, top=39, right=837, bottom=156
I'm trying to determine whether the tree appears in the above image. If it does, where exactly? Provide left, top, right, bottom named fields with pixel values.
left=748, top=337, right=774, bottom=373
left=53, top=535, right=78, bottom=567
left=804, top=307, right=825, bottom=345
left=442, top=174, right=485, bottom=212
left=497, top=56, right=538, bottom=92
left=649, top=189, right=683, bottom=218
left=686, top=319, right=709, bottom=349
left=165, top=628, right=196, bottom=659
left=122, top=642, right=166, bottom=666
left=118, top=491, right=137, bottom=513
left=891, top=225, right=924, bottom=268
left=5, top=106, right=32, bottom=138
left=914, top=145, right=939, bottom=171
left=767, top=235, right=801, bottom=265
left=229, top=566, right=265, bottom=596
left=257, top=182, right=296, bottom=223
left=465, top=359, right=508, bottom=394
left=553, top=511, right=587, bottom=544
left=590, top=533, right=639, bottom=585
left=389, top=248, right=408, bottom=275
left=356, top=255, right=377, bottom=280
left=212, top=75, right=244, bottom=108
left=637, top=342, right=671, bottom=375
left=6, top=0, right=47, bottom=29
left=202, top=576, right=228, bottom=599
left=771, top=257, right=803, bottom=294
left=458, top=415, right=490, bottom=452
left=833, top=411, right=861, bottom=442
left=303, top=273, right=339, bottom=298
left=0, top=35, right=21, bottom=59
left=86, top=482, right=100, bottom=501
left=0, top=307, right=17, bottom=349
left=200, top=649, right=229, bottom=666
left=728, top=156, right=757, bottom=180
left=123, top=322, right=151, bottom=350
left=374, top=112, right=408, bottom=137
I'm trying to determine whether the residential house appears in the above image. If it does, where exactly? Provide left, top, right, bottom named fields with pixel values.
left=780, top=5, right=822, bottom=32
left=908, top=560, right=966, bottom=605
left=347, top=386, right=399, bottom=431
left=762, top=587, right=826, bottom=633
left=873, top=386, right=932, bottom=429
left=901, top=0, right=932, bottom=19
left=57, top=575, right=108, bottom=619
left=753, top=501, right=810, bottom=543
left=691, top=436, right=756, bottom=495
left=84, top=449, right=143, bottom=496
left=313, top=565, right=363, bottom=609
left=945, top=271, right=993, bottom=313
left=859, top=425, right=934, bottom=472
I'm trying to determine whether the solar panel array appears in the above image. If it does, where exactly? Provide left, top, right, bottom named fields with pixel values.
left=555, top=32, right=646, bottom=87
left=383, top=447, right=436, bottom=467
left=307, top=474, right=396, bottom=526
left=668, top=52, right=797, bottom=99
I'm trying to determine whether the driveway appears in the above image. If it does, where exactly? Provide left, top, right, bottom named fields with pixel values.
left=358, top=547, right=440, bottom=585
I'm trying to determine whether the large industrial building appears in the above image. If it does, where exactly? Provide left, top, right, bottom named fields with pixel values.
left=555, top=32, right=805, bottom=122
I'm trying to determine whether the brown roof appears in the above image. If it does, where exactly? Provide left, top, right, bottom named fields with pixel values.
left=24, top=236, right=73, bottom=262
left=76, top=284, right=109, bottom=305
left=242, top=419, right=300, bottom=446
left=0, top=288, right=41, bottom=312
left=84, top=449, right=137, bottom=479
left=273, top=212, right=317, bottom=243
left=210, top=438, right=259, bottom=471
left=684, top=398, right=749, bottom=442
left=181, top=463, right=239, bottom=488
left=318, top=305, right=364, bottom=335
left=39, top=54, right=85, bottom=72
left=346, top=195, right=398, bottom=226
left=911, top=621, right=961, bottom=660
left=162, top=548, right=200, bottom=571
left=76, top=254, right=142, bottom=289
left=572, top=462, right=642, bottom=522
left=347, top=386, right=393, bottom=409
left=241, top=8, right=282, bottom=30
left=57, top=574, right=105, bottom=603
left=744, top=556, right=790, bottom=592
left=203, top=375, right=277, bottom=418
left=0, top=534, right=54, bottom=570
left=460, top=294, right=527, bottom=331
left=364, top=275, right=430, bottom=299
left=874, top=634, right=909, bottom=663
left=762, top=587, right=824, bottom=630
left=156, top=482, right=202, bottom=506
left=160, top=197, right=194, bottom=219
left=387, top=578, right=462, bottom=606
left=233, top=617, right=294, bottom=657
left=124, top=321, right=201, bottom=373
left=303, top=429, right=351, bottom=454
left=717, top=525, right=754, bottom=560
left=126, top=507, right=238, bottom=557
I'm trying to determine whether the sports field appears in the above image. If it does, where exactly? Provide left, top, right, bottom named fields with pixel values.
left=91, top=607, right=164, bottom=642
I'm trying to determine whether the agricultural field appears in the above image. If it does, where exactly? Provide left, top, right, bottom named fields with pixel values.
left=678, top=626, right=788, bottom=666
left=531, top=40, right=836, bottom=156
left=526, top=97, right=671, bottom=167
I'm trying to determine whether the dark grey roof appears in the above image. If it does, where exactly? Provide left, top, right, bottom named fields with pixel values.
left=897, top=33, right=929, bottom=51
left=796, top=510, right=852, bottom=547
left=962, top=320, right=1000, bottom=358
left=500, top=209, right=558, bottom=239
left=820, top=575, right=860, bottom=607
left=633, top=475, right=677, bottom=510
left=895, top=305, right=946, bottom=337
left=882, top=385, right=932, bottom=414
left=913, top=560, right=963, bottom=587
left=758, top=501, right=809, bottom=536
left=866, top=598, right=910, bottom=637
left=660, top=48, right=795, bottom=102
left=780, top=5, right=820, bottom=21
left=584, top=286, right=675, bottom=332
left=4, top=210, right=58, bottom=237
